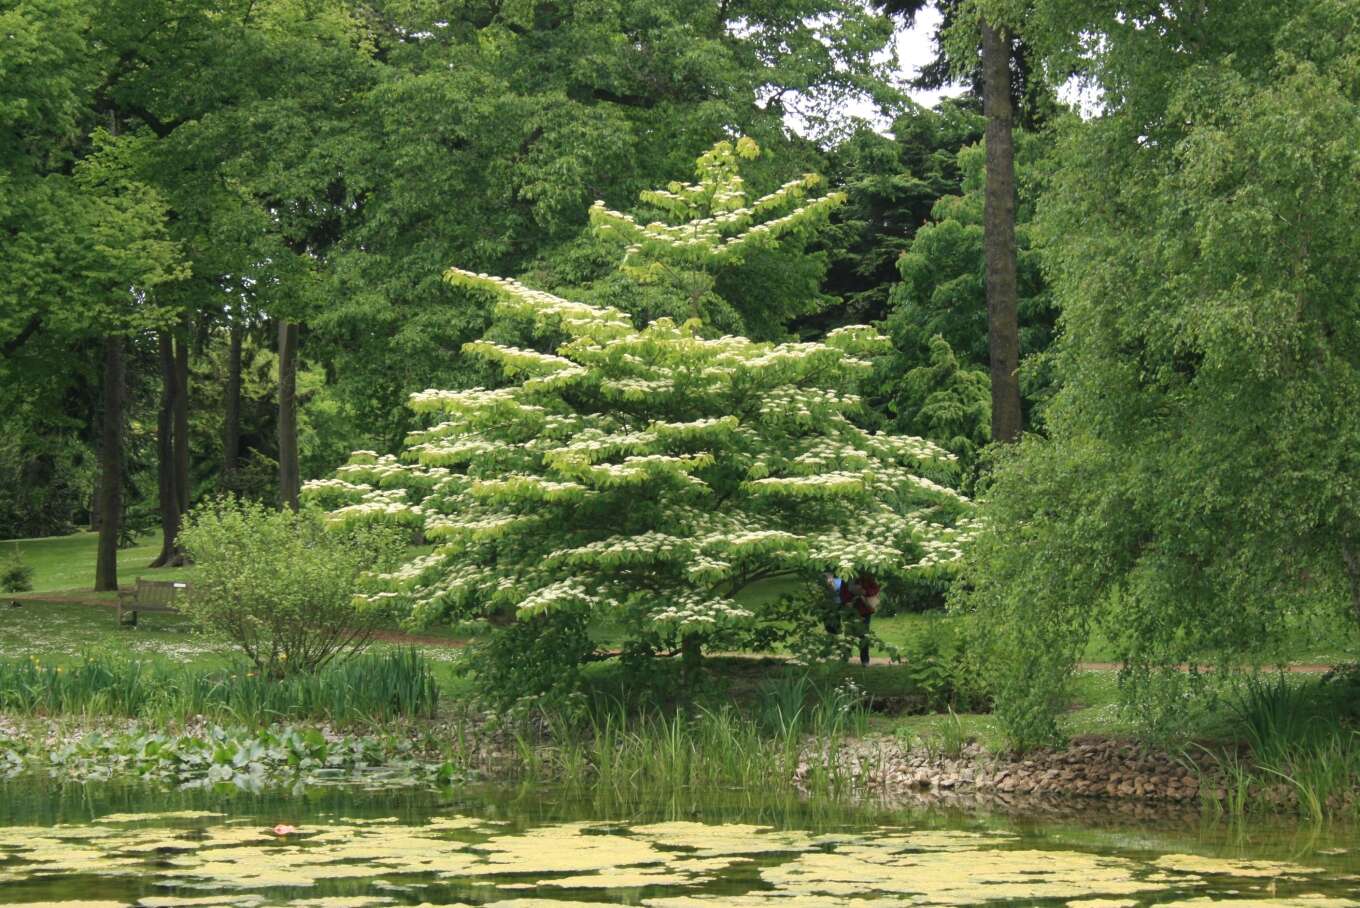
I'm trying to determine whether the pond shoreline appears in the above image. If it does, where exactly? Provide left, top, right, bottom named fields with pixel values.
left=4, top=711, right=1341, bottom=817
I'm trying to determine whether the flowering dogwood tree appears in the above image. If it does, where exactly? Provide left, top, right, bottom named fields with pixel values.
left=590, top=137, right=846, bottom=281
left=586, top=137, right=846, bottom=338
left=305, top=271, right=973, bottom=666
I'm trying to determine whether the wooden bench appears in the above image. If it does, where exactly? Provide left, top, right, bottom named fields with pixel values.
left=117, top=578, right=188, bottom=627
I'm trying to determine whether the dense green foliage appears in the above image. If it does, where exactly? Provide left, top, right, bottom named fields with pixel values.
left=962, top=0, right=1360, bottom=746
left=179, top=498, right=405, bottom=676
left=9, top=0, right=1360, bottom=771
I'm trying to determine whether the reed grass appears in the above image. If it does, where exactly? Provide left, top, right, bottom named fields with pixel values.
left=476, top=672, right=876, bottom=799
left=0, top=648, right=438, bottom=723
left=1192, top=672, right=1360, bottom=821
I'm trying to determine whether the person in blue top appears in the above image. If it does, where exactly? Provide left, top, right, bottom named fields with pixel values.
left=822, top=572, right=879, bottom=665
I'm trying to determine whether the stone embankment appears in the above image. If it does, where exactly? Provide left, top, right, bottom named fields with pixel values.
left=813, top=735, right=1350, bottom=810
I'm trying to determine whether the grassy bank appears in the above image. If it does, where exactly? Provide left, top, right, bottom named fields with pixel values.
left=5, top=532, right=1359, bottom=818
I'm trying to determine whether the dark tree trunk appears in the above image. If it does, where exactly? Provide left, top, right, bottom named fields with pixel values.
left=278, top=320, right=300, bottom=510
left=90, top=473, right=101, bottom=532
left=981, top=20, right=1023, bottom=444
left=223, top=318, right=242, bottom=492
left=151, top=332, right=182, bottom=567
left=173, top=322, right=190, bottom=514
left=680, top=632, right=703, bottom=685
left=95, top=335, right=124, bottom=592
left=1343, top=541, right=1360, bottom=632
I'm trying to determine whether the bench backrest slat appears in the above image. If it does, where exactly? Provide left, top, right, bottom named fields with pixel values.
left=133, top=578, right=186, bottom=609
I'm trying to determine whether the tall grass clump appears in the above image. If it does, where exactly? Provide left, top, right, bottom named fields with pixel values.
left=1203, top=671, right=1360, bottom=821
left=497, top=673, right=876, bottom=798
left=0, top=649, right=438, bottom=723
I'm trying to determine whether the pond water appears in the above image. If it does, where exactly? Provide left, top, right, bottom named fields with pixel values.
left=0, top=782, right=1357, bottom=907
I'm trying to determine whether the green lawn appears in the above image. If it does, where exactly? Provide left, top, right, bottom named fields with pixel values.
left=873, top=610, right=1356, bottom=667
left=3, top=531, right=193, bottom=595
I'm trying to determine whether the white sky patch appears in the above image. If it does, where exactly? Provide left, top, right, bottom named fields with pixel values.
left=791, top=7, right=965, bottom=139
left=892, top=6, right=964, bottom=109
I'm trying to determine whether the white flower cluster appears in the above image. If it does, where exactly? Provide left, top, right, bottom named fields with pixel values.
left=861, top=431, right=956, bottom=466
left=517, top=579, right=595, bottom=616
left=543, top=429, right=661, bottom=469
left=588, top=148, right=844, bottom=268
left=744, top=471, right=866, bottom=497
left=463, top=341, right=583, bottom=377
left=469, top=474, right=592, bottom=503
left=409, top=385, right=520, bottom=414
left=651, top=593, right=752, bottom=628
left=301, top=477, right=370, bottom=497
left=445, top=268, right=632, bottom=339
left=327, top=488, right=423, bottom=527
left=547, top=531, right=691, bottom=569
left=570, top=453, right=713, bottom=488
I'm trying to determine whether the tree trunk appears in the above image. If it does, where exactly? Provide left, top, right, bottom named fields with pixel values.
left=278, top=320, right=300, bottom=510
left=223, top=318, right=242, bottom=492
left=981, top=20, right=1023, bottom=444
left=173, top=322, right=190, bottom=515
left=680, top=632, right=703, bottom=685
left=89, top=472, right=101, bottom=532
left=1342, top=541, right=1360, bottom=631
left=95, top=335, right=124, bottom=592
left=151, top=331, right=181, bottom=568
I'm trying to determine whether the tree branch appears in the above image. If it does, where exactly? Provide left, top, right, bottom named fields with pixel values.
left=1, top=315, right=42, bottom=358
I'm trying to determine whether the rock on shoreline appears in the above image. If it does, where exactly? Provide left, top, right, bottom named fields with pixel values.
left=810, top=735, right=1353, bottom=813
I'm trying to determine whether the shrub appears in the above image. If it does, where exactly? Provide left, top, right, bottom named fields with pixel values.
left=178, top=498, right=406, bottom=676
left=899, top=618, right=991, bottom=713
left=467, top=611, right=596, bottom=713
left=0, top=546, right=33, bottom=594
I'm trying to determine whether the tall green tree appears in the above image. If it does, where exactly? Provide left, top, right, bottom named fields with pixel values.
left=965, top=0, right=1360, bottom=743
left=314, top=0, right=898, bottom=453
left=879, top=134, right=1056, bottom=434
left=877, top=0, right=1054, bottom=444
left=817, top=98, right=987, bottom=330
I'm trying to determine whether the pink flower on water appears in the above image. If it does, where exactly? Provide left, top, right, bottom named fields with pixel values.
left=272, top=824, right=298, bottom=837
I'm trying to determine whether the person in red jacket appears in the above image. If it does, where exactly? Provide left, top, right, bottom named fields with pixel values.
left=839, top=573, right=880, bottom=666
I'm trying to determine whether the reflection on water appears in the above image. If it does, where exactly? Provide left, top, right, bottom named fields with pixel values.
left=0, top=782, right=1356, bottom=906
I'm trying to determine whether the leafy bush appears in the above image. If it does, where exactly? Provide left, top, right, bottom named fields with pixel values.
left=179, top=498, right=406, bottom=676
left=899, top=618, right=990, bottom=713
left=0, top=546, right=33, bottom=593
left=466, top=611, right=596, bottom=713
